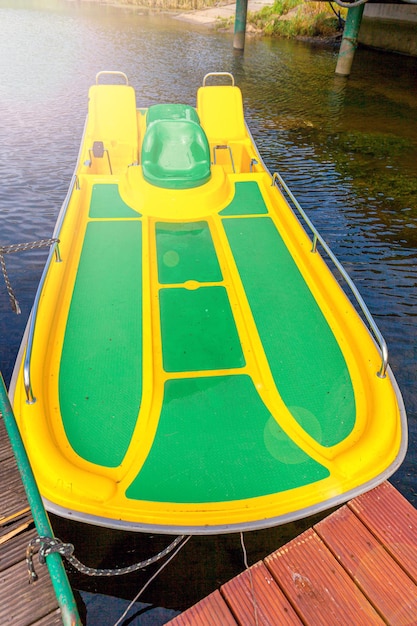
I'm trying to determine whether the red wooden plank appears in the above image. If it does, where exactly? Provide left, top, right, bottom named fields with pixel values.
left=348, top=481, right=417, bottom=584
left=166, top=590, right=237, bottom=626
left=315, top=504, right=417, bottom=624
left=265, top=528, right=384, bottom=625
left=221, top=560, right=302, bottom=625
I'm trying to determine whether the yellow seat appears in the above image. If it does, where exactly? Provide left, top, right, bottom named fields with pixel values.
left=84, top=84, right=139, bottom=174
left=196, top=85, right=247, bottom=143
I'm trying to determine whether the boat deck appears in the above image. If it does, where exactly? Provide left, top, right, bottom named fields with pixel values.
left=12, top=175, right=405, bottom=533
left=10, top=75, right=406, bottom=534
left=167, top=481, right=417, bottom=625
left=0, top=414, right=64, bottom=625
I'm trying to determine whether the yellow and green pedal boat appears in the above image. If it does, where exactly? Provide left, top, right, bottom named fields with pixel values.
left=10, top=72, right=407, bottom=534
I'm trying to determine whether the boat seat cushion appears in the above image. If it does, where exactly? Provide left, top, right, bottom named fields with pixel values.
left=141, top=119, right=211, bottom=189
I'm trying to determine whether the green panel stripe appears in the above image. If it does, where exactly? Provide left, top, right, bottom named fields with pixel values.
left=89, top=184, right=139, bottom=218
left=126, top=376, right=329, bottom=503
left=59, top=220, right=142, bottom=467
left=160, top=286, right=245, bottom=372
left=223, top=217, right=355, bottom=447
left=156, top=221, right=222, bottom=284
left=220, top=181, right=268, bottom=216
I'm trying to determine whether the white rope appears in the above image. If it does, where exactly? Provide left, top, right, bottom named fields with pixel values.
left=111, top=535, right=192, bottom=626
left=240, top=532, right=259, bottom=626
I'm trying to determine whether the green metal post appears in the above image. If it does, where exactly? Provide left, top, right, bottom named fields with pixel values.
left=233, top=0, right=248, bottom=50
left=0, top=375, right=81, bottom=626
left=335, top=4, right=365, bottom=76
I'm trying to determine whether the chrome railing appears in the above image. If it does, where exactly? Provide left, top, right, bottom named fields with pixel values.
left=95, top=70, right=129, bottom=85
left=272, top=171, right=388, bottom=379
left=203, top=72, right=235, bottom=87
left=23, top=175, right=79, bottom=403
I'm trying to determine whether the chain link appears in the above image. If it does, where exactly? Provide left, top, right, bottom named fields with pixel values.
left=0, top=238, right=59, bottom=314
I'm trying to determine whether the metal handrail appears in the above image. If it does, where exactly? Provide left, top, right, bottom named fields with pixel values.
left=203, top=72, right=235, bottom=87
left=95, top=70, right=129, bottom=85
left=23, top=175, right=78, bottom=403
left=272, top=171, right=388, bottom=378
left=213, top=144, right=236, bottom=173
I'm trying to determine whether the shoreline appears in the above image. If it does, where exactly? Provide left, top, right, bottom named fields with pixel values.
left=70, top=0, right=344, bottom=42
left=173, top=0, right=273, bottom=30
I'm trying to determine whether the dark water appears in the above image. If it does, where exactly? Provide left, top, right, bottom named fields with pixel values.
left=1, top=0, right=417, bottom=618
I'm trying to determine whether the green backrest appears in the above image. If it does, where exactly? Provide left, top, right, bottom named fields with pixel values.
left=146, top=103, right=200, bottom=126
left=141, top=118, right=211, bottom=189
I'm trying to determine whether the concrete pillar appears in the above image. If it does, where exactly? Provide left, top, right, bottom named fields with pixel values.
left=335, top=4, right=365, bottom=76
left=233, top=0, right=248, bottom=50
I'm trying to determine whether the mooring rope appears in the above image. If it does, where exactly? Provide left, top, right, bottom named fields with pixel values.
left=26, top=534, right=187, bottom=583
left=240, top=532, right=259, bottom=626
left=111, top=535, right=192, bottom=626
left=0, top=239, right=59, bottom=314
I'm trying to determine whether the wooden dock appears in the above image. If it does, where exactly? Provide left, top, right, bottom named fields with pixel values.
left=167, top=481, right=417, bottom=625
left=0, top=412, right=69, bottom=625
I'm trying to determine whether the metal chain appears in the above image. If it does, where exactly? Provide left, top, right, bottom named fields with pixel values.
left=0, top=251, right=20, bottom=313
left=26, top=534, right=187, bottom=583
left=0, top=238, right=59, bottom=314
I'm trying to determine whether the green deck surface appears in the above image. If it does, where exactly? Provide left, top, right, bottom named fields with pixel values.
left=220, top=181, right=268, bottom=216
left=160, top=286, right=245, bottom=372
left=223, top=215, right=356, bottom=447
left=89, top=184, right=139, bottom=218
left=126, top=375, right=329, bottom=503
left=60, top=218, right=143, bottom=467
left=156, top=221, right=222, bottom=284
left=59, top=181, right=355, bottom=504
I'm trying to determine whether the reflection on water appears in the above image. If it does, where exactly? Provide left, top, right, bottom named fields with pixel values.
left=1, top=0, right=416, bottom=615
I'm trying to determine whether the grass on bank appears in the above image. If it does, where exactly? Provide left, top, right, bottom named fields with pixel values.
left=218, top=0, right=346, bottom=39
left=104, top=0, right=346, bottom=39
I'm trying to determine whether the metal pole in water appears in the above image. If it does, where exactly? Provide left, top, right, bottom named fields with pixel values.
left=233, top=0, right=248, bottom=50
left=335, top=4, right=365, bottom=76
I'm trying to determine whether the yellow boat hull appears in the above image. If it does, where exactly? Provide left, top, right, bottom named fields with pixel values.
left=11, top=72, right=407, bottom=533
